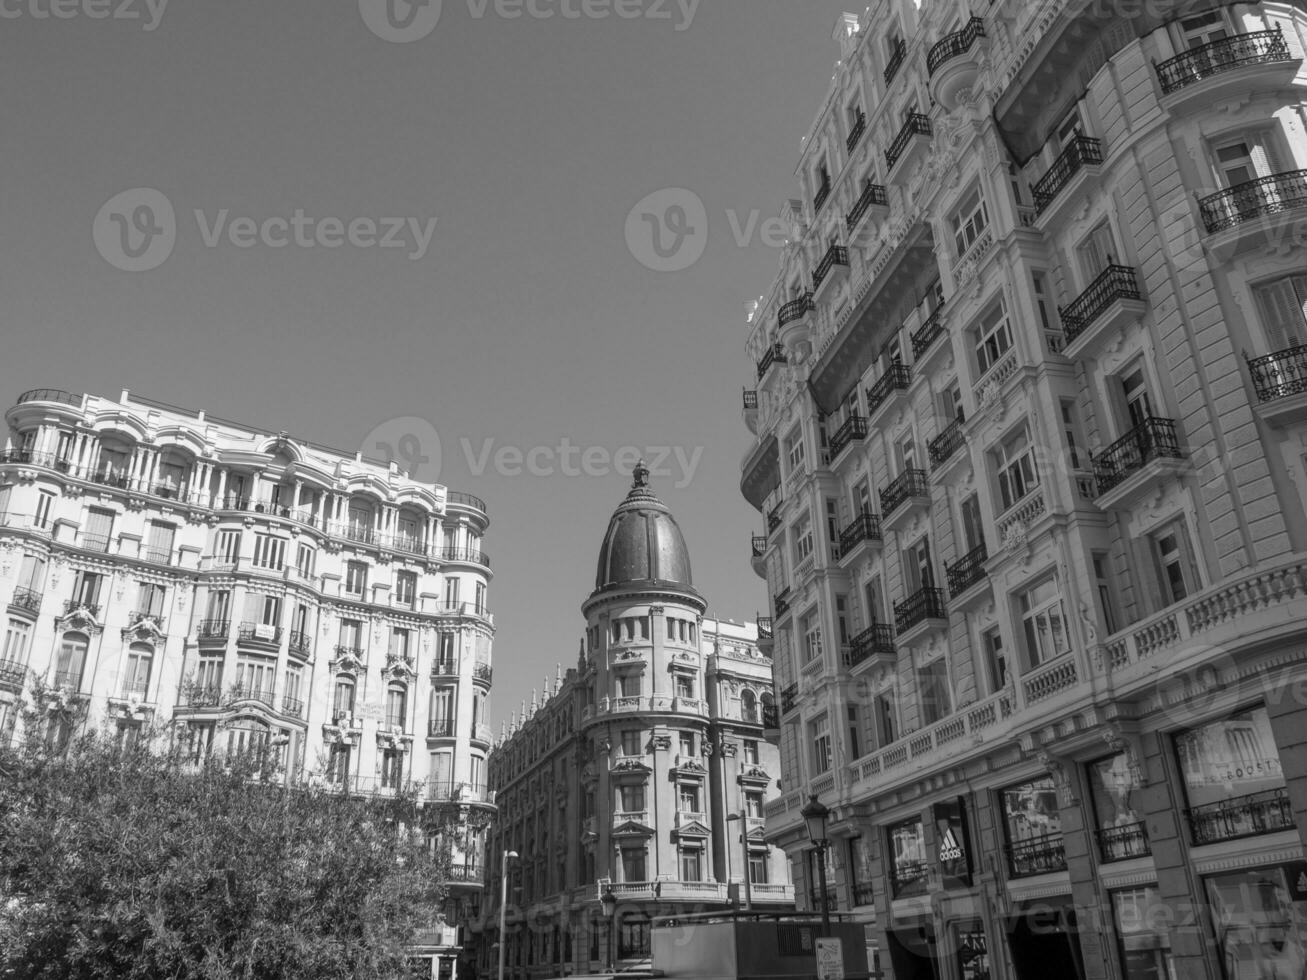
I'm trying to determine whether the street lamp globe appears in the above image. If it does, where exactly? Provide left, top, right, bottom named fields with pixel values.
left=800, top=794, right=830, bottom=845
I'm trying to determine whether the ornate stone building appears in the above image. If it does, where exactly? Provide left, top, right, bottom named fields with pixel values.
left=741, top=3, right=1307, bottom=979
left=482, top=465, right=793, bottom=979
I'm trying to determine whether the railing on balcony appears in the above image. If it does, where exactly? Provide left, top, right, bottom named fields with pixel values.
left=1032, top=136, right=1103, bottom=215
left=780, top=683, right=798, bottom=713
left=447, top=864, right=485, bottom=883
left=1095, top=822, right=1151, bottom=863
left=187, top=686, right=222, bottom=708
left=767, top=502, right=783, bottom=534
left=839, top=511, right=883, bottom=554
left=808, top=888, right=840, bottom=912
left=238, top=623, right=283, bottom=645
left=53, top=670, right=83, bottom=691
left=197, top=619, right=230, bottom=641
left=1092, top=417, right=1184, bottom=495
left=1199, top=169, right=1307, bottom=233
left=891, top=860, right=930, bottom=898
left=440, top=547, right=491, bottom=568
left=743, top=389, right=758, bottom=411
left=474, top=662, right=494, bottom=684
left=1248, top=344, right=1307, bottom=402
left=9, top=587, right=42, bottom=614
left=757, top=343, right=788, bottom=379
left=287, top=630, right=312, bottom=655
left=814, top=179, right=833, bottom=212
left=812, top=244, right=849, bottom=292
left=844, top=623, right=895, bottom=668
left=761, top=704, right=780, bottom=729
left=774, top=590, right=791, bottom=618
left=63, top=599, right=101, bottom=618
left=756, top=617, right=773, bottom=640
left=880, top=467, right=928, bottom=515
left=1060, top=264, right=1142, bottom=344
left=142, top=547, right=173, bottom=565
left=852, top=882, right=876, bottom=908
left=866, top=363, right=912, bottom=416
left=431, top=659, right=458, bottom=676
left=828, top=415, right=868, bottom=458
left=0, top=659, right=26, bottom=687
left=910, top=304, right=947, bottom=359
left=883, top=39, right=907, bottom=84
left=778, top=293, right=816, bottom=329
left=885, top=113, right=931, bottom=171
left=17, top=388, right=81, bottom=407
left=846, top=180, right=888, bottom=232
left=927, top=16, right=985, bottom=75
left=428, top=718, right=457, bottom=738
left=946, top=544, right=988, bottom=596
left=928, top=417, right=966, bottom=469
left=1156, top=27, right=1291, bottom=94
left=281, top=696, right=304, bottom=718
left=1007, top=833, right=1068, bottom=878
left=845, top=109, right=867, bottom=152
left=751, top=535, right=767, bottom=559
left=80, top=533, right=112, bottom=554
left=446, top=491, right=488, bottom=515
left=1186, top=787, right=1294, bottom=845
left=894, top=586, right=947, bottom=633
left=228, top=684, right=276, bottom=708
left=333, top=644, right=365, bottom=660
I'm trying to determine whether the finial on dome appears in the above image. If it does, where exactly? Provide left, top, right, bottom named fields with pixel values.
left=632, top=459, right=650, bottom=488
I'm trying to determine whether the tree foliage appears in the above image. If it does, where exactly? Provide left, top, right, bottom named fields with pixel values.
left=0, top=719, right=449, bottom=980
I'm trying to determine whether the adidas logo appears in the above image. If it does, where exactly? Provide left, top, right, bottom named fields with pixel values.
left=939, top=828, right=963, bottom=862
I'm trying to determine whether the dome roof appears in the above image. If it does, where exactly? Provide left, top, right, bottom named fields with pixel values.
left=593, top=461, right=697, bottom=597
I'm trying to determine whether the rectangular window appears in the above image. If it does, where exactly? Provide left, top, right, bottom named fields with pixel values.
left=959, top=494, right=985, bottom=554
left=621, top=848, right=646, bottom=882
left=809, top=715, right=832, bottom=774
left=71, top=570, right=103, bottom=609
left=1253, top=274, right=1307, bottom=351
left=345, top=561, right=368, bottom=596
left=54, top=634, right=88, bottom=690
left=83, top=507, right=114, bottom=552
left=122, top=646, right=152, bottom=697
left=443, top=576, right=460, bottom=607
left=786, top=428, right=806, bottom=472
left=2, top=619, right=31, bottom=665
left=1079, top=220, right=1117, bottom=280
left=678, top=784, right=701, bottom=813
left=1121, top=365, right=1155, bottom=430
left=801, top=609, right=823, bottom=664
left=903, top=536, right=933, bottom=593
left=215, top=530, right=240, bottom=565
left=136, top=582, right=167, bottom=618
left=1020, top=575, right=1071, bottom=669
left=887, top=818, right=928, bottom=898
left=1093, top=553, right=1121, bottom=635
left=1087, top=753, right=1146, bottom=839
left=617, top=672, right=643, bottom=698
left=995, top=426, right=1040, bottom=511
left=1204, top=869, right=1302, bottom=980
left=1150, top=519, right=1201, bottom=605
left=395, top=570, right=417, bottom=607
left=846, top=704, right=861, bottom=761
left=619, top=783, right=646, bottom=813
left=835, top=595, right=849, bottom=645
left=145, top=521, right=175, bottom=564
left=950, top=187, right=989, bottom=257
left=877, top=693, right=897, bottom=747
left=974, top=304, right=1012, bottom=377
left=793, top=514, right=815, bottom=564
left=389, top=627, right=411, bottom=663
left=234, top=657, right=275, bottom=701
left=296, top=543, right=315, bottom=578
left=1060, top=400, right=1086, bottom=471
left=917, top=657, right=952, bottom=725
left=195, top=656, right=223, bottom=699
left=252, top=534, right=286, bottom=571
left=983, top=627, right=1007, bottom=693
left=1000, top=774, right=1065, bottom=876
left=34, top=491, right=55, bottom=530
left=338, top=618, right=363, bottom=652
left=1174, top=705, right=1285, bottom=814
left=675, top=674, right=695, bottom=699
left=679, top=849, right=702, bottom=882
left=621, top=730, right=642, bottom=757
left=385, top=686, right=407, bottom=731
left=1111, top=886, right=1175, bottom=980
left=742, top=739, right=759, bottom=765
left=206, top=589, right=231, bottom=623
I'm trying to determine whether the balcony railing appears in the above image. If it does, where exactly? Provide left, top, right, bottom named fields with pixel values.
left=197, top=619, right=230, bottom=641
left=866, top=363, right=911, bottom=416
left=428, top=718, right=457, bottom=738
left=743, top=389, right=758, bottom=411
left=229, top=685, right=276, bottom=707
left=751, top=535, right=767, bottom=558
left=928, top=417, right=966, bottom=469
left=1060, top=264, right=1142, bottom=344
left=767, top=502, right=783, bottom=534
left=774, top=590, right=791, bottom=618
left=880, top=467, right=928, bottom=515
left=53, top=670, right=83, bottom=691
left=883, top=39, right=906, bottom=84
left=431, top=659, right=458, bottom=676
left=780, top=683, right=798, bottom=713
left=17, top=388, right=81, bottom=407
left=946, top=544, right=988, bottom=596
left=1092, top=417, right=1184, bottom=495
left=891, top=860, right=929, bottom=898
left=885, top=113, right=931, bottom=171
left=808, top=887, right=840, bottom=912
left=1007, top=833, right=1068, bottom=878
left=1095, top=822, right=1151, bottom=863
left=440, top=547, right=491, bottom=568
left=828, top=415, right=868, bottom=458
left=63, top=599, right=101, bottom=618
left=9, top=587, right=42, bottom=614
left=844, top=623, right=895, bottom=668
left=142, top=548, right=173, bottom=565
left=846, top=109, right=867, bottom=152
left=1248, top=344, right=1307, bottom=402
left=0, top=659, right=26, bottom=687
left=238, top=623, right=283, bottom=645
left=926, top=16, right=985, bottom=75
left=333, top=644, right=365, bottom=660
left=1032, top=136, right=1103, bottom=215
left=761, top=704, right=780, bottom=729
left=813, top=180, right=833, bottom=212
left=1199, top=169, right=1307, bottom=233
left=80, top=533, right=112, bottom=554
left=1186, top=787, right=1294, bottom=845
left=838, top=511, right=882, bottom=554
left=778, top=293, right=816, bottom=329
left=894, top=586, right=947, bottom=633
left=1157, top=28, right=1291, bottom=94
left=910, top=304, right=947, bottom=359
left=756, top=617, right=773, bottom=640
left=281, top=696, right=304, bottom=718
left=187, top=686, right=222, bottom=708
left=812, top=244, right=849, bottom=292
left=446, top=491, right=488, bottom=515
left=757, top=343, right=788, bottom=379
left=852, top=882, right=876, bottom=908
left=846, top=180, right=888, bottom=232
left=474, top=662, right=494, bottom=684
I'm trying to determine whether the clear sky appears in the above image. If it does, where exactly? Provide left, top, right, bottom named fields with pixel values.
left=0, top=0, right=863, bottom=729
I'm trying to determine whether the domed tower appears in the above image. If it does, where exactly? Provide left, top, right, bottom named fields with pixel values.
left=579, top=461, right=715, bottom=900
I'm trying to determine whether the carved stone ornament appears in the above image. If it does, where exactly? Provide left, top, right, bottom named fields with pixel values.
left=1002, top=520, right=1028, bottom=554
left=651, top=734, right=672, bottom=752
left=1037, top=751, right=1079, bottom=807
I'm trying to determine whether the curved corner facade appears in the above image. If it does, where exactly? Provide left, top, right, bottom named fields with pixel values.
left=742, top=3, right=1307, bottom=979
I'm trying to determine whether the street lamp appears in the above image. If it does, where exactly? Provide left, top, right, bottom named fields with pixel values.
left=800, top=794, right=832, bottom=935
left=725, top=813, right=752, bottom=911
left=600, top=884, right=618, bottom=971
left=497, top=850, right=518, bottom=980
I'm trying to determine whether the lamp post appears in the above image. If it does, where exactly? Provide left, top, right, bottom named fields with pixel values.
left=725, top=813, right=753, bottom=911
left=600, top=884, right=618, bottom=971
left=497, top=850, right=518, bottom=980
left=800, top=794, right=832, bottom=935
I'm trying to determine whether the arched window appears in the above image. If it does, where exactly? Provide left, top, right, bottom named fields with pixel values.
left=228, top=716, right=269, bottom=758
left=741, top=689, right=759, bottom=723
left=333, top=676, right=356, bottom=721
left=123, top=642, right=153, bottom=697
left=55, top=632, right=88, bottom=690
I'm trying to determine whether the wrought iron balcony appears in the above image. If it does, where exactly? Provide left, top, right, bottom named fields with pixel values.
left=63, top=599, right=101, bottom=618
left=1157, top=28, right=1291, bottom=94
left=852, top=882, right=876, bottom=908
left=196, top=619, right=230, bottom=641
left=1248, top=344, right=1307, bottom=403
left=1007, top=833, right=1067, bottom=878
left=446, top=491, right=488, bottom=515
left=17, top=388, right=81, bottom=407
left=1092, top=417, right=1184, bottom=495
left=440, top=547, right=491, bottom=568
left=885, top=113, right=931, bottom=171
left=142, top=548, right=173, bottom=565
left=927, top=16, right=985, bottom=75
left=1186, top=787, right=1293, bottom=845
left=844, top=623, right=895, bottom=668
left=1199, top=169, right=1307, bottom=234
left=229, top=684, right=276, bottom=708
left=828, top=415, right=868, bottom=458
left=187, top=686, right=222, bottom=707
left=891, top=860, right=929, bottom=898
left=883, top=39, right=906, bottom=84
left=812, top=244, right=849, bottom=292
left=778, top=293, right=816, bottom=329
left=910, top=304, right=947, bottom=360
left=946, top=543, right=988, bottom=596
left=474, top=662, right=493, bottom=684
left=756, top=617, right=773, bottom=640
left=53, top=670, right=83, bottom=691
left=9, top=587, right=42, bottom=614
left=0, top=659, right=25, bottom=688
left=1095, top=821, right=1151, bottom=863
left=767, top=502, right=783, bottom=534
left=743, top=389, right=758, bottom=411
left=1032, top=136, right=1103, bottom=215
left=814, top=179, right=833, bottom=213
left=838, top=511, right=882, bottom=554
left=808, top=887, right=840, bottom=912
left=866, top=363, right=912, bottom=417
left=281, top=696, right=304, bottom=718
left=761, top=704, right=780, bottom=730
left=429, top=718, right=457, bottom=738
left=894, top=586, right=947, bottom=633
left=845, top=109, right=866, bottom=152
left=928, top=417, right=966, bottom=469
left=239, top=623, right=283, bottom=645
left=756, top=343, right=788, bottom=379
left=774, top=589, right=791, bottom=618
left=80, top=533, right=112, bottom=554
left=288, top=630, right=312, bottom=655
left=880, top=467, right=928, bottom=516
left=779, top=683, right=798, bottom=714
left=1060, top=264, right=1143, bottom=344
left=751, top=535, right=767, bottom=558
left=431, top=659, right=458, bottom=676
left=846, top=180, right=888, bottom=232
